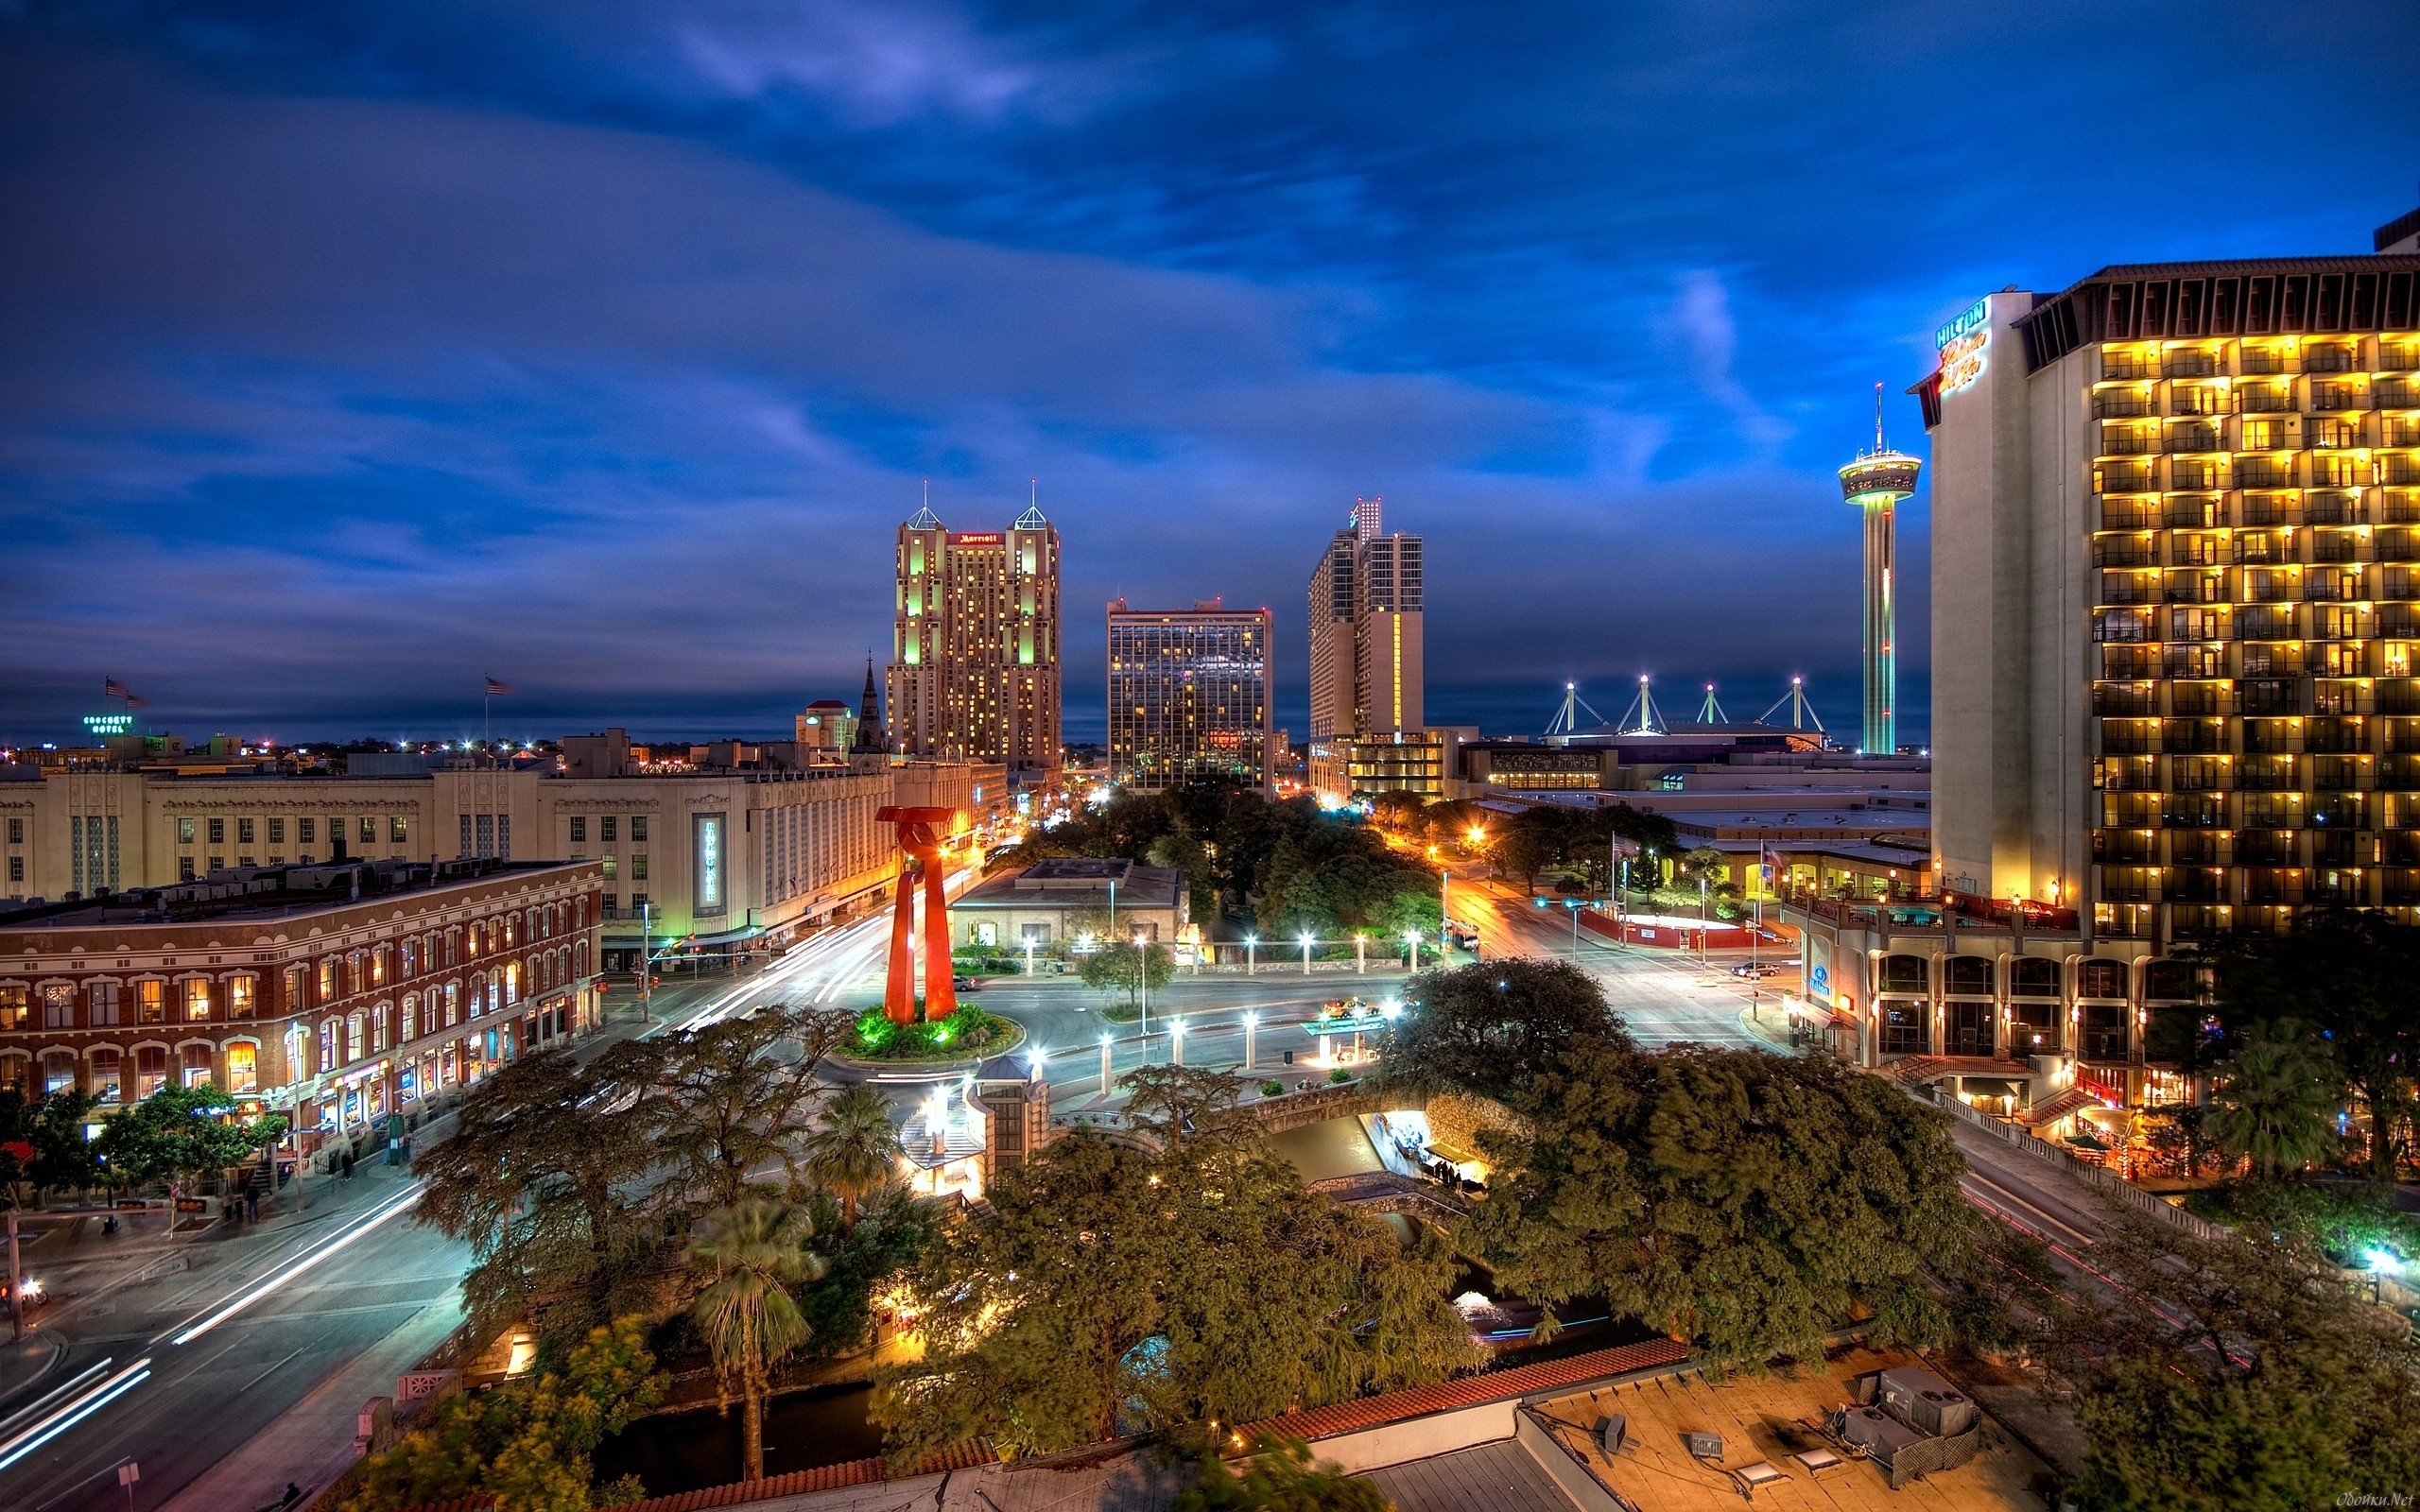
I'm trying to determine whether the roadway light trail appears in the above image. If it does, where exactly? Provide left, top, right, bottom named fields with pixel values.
left=164, top=1185, right=422, bottom=1348
left=0, top=1361, right=112, bottom=1441
left=0, top=1358, right=152, bottom=1472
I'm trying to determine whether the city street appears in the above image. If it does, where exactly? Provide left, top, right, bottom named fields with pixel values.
left=0, top=1163, right=460, bottom=1512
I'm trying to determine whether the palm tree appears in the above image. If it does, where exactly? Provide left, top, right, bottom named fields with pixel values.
left=2205, top=1025, right=2342, bottom=1179
left=801, top=1084, right=904, bottom=1235
left=690, top=1199, right=825, bottom=1482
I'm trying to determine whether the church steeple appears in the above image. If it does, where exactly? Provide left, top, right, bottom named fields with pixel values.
left=854, top=656, right=886, bottom=752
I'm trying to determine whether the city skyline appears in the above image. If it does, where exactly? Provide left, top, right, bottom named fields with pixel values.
left=8, top=5, right=2415, bottom=747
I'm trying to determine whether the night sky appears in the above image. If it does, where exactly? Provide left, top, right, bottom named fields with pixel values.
left=4, top=3, right=2414, bottom=747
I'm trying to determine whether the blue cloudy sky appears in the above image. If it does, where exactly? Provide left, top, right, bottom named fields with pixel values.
left=3, top=1, right=2414, bottom=747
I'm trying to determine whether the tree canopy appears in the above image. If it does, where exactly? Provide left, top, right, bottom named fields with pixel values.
left=1174, top=1439, right=1392, bottom=1512
left=2195, top=911, right=2420, bottom=1179
left=1375, top=958, right=1629, bottom=1102
left=1079, top=938, right=1177, bottom=1010
left=1461, top=1040, right=1969, bottom=1369
left=2204, top=1023, right=2345, bottom=1180
left=2029, top=1211, right=2420, bottom=1508
left=1481, top=803, right=1678, bottom=897
left=1000, top=781, right=1438, bottom=941
left=413, top=1004, right=858, bottom=1352
left=335, top=1315, right=664, bottom=1512
left=97, top=1083, right=285, bottom=1195
left=874, top=1071, right=1478, bottom=1462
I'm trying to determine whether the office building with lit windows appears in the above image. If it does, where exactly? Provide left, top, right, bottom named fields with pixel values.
left=1105, top=598, right=1275, bottom=792
left=1306, top=497, right=1425, bottom=797
left=887, top=503, right=1062, bottom=781
left=1922, top=211, right=2420, bottom=946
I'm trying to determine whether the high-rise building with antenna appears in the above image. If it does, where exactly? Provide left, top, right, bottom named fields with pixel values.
left=1838, top=387, right=1922, bottom=755
left=886, top=495, right=1061, bottom=780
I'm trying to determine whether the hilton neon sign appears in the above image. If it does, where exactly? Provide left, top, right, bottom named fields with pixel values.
left=1936, top=297, right=1990, bottom=396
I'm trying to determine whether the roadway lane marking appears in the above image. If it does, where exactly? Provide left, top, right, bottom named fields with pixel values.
left=236, top=1345, right=307, bottom=1394
left=162, top=1186, right=422, bottom=1349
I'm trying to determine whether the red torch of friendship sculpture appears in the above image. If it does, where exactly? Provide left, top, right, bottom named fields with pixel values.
left=874, top=806, right=958, bottom=1024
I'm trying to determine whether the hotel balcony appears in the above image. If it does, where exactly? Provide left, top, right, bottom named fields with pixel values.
left=2100, top=352, right=2159, bottom=381
left=2165, top=350, right=2221, bottom=378
left=2165, top=870, right=2231, bottom=902
left=2169, top=684, right=2238, bottom=715
left=2305, top=345, right=2360, bottom=374
left=2092, top=391, right=2156, bottom=419
left=2239, top=384, right=2299, bottom=412
left=2093, top=537, right=2160, bottom=569
left=2167, top=425, right=2224, bottom=454
left=2242, top=870, right=2306, bottom=905
left=2092, top=684, right=2160, bottom=716
left=2094, top=832, right=2161, bottom=865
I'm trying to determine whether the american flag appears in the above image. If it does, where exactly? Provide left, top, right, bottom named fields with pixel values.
left=484, top=677, right=513, bottom=696
left=103, top=677, right=145, bottom=707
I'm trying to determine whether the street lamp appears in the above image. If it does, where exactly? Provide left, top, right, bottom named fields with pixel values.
left=1242, top=1010, right=1258, bottom=1071
left=1355, top=933, right=1367, bottom=974
left=1099, top=1032, right=1114, bottom=1098
left=1170, top=1018, right=1186, bottom=1067
left=1299, top=933, right=1315, bottom=975
left=1244, top=934, right=1258, bottom=976
left=1404, top=928, right=1421, bottom=972
left=1134, top=932, right=1150, bottom=1058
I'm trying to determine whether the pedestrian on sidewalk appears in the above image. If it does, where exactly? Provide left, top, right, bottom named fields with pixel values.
left=341, top=1149, right=355, bottom=1180
left=246, top=1192, right=260, bottom=1222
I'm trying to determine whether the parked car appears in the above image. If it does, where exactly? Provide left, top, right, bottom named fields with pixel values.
left=1728, top=962, right=1786, bottom=979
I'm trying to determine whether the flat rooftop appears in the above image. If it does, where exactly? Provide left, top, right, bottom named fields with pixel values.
left=0, top=858, right=586, bottom=931
left=1529, top=1346, right=2045, bottom=1512
left=959, top=859, right=1184, bottom=911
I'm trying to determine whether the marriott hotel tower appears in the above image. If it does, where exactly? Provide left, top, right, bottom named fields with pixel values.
left=1921, top=203, right=2420, bottom=944
left=887, top=502, right=1062, bottom=781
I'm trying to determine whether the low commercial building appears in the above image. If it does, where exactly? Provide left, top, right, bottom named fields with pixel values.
left=951, top=858, right=1185, bottom=949
left=0, top=734, right=1024, bottom=974
left=0, top=857, right=603, bottom=1147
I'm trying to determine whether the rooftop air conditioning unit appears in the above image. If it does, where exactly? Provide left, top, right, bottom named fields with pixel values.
left=1839, top=1406, right=1928, bottom=1464
left=1877, top=1366, right=1976, bottom=1436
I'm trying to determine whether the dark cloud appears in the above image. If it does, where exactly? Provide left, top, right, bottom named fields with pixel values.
left=2, top=2, right=2414, bottom=745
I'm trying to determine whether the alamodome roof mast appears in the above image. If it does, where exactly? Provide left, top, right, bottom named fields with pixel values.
left=1838, top=383, right=1923, bottom=756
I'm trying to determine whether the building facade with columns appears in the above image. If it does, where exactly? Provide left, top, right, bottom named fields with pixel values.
left=0, top=748, right=1015, bottom=973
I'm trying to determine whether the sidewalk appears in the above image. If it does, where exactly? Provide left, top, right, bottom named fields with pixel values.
left=163, top=1292, right=466, bottom=1512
